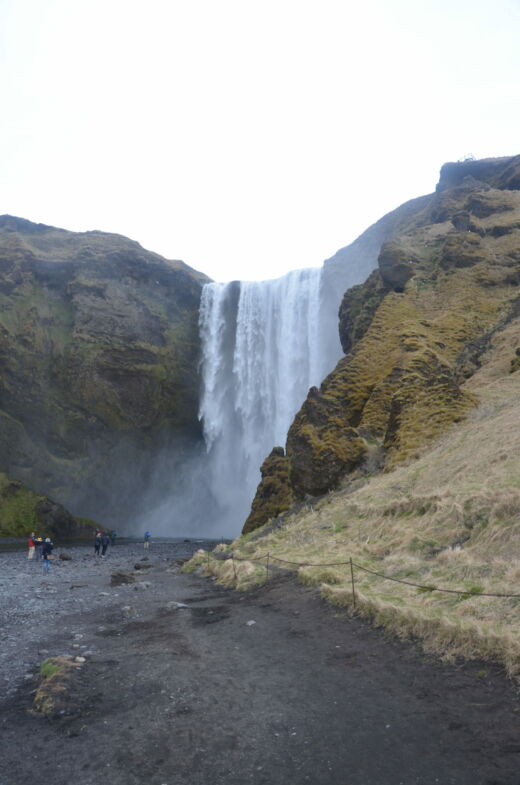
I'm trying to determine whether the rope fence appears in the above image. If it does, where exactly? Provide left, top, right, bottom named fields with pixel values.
left=204, top=548, right=520, bottom=603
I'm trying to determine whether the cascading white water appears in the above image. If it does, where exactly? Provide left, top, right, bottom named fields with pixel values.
left=139, top=241, right=379, bottom=538
left=198, top=267, right=343, bottom=534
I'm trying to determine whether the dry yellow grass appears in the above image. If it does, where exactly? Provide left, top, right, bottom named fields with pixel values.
left=184, top=319, right=520, bottom=677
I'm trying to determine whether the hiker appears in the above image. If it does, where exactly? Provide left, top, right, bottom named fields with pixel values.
left=27, top=532, right=36, bottom=560
left=42, top=538, right=54, bottom=574
left=94, top=530, right=102, bottom=556
left=35, top=536, right=44, bottom=560
left=143, top=531, right=151, bottom=549
left=101, top=531, right=110, bottom=557
left=109, top=530, right=117, bottom=546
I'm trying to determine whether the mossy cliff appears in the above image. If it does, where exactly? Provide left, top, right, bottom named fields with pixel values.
left=0, top=216, right=208, bottom=526
left=243, top=155, right=520, bottom=533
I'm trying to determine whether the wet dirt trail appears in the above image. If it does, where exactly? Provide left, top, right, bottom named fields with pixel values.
left=1, top=544, right=520, bottom=785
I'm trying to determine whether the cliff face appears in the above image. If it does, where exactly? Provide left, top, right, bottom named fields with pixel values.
left=243, top=155, right=520, bottom=533
left=0, top=216, right=208, bottom=526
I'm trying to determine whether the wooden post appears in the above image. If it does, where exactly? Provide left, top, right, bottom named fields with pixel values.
left=232, top=551, right=237, bottom=580
left=350, top=558, right=356, bottom=609
left=266, top=552, right=270, bottom=583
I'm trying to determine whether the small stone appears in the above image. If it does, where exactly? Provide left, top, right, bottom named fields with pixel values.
left=246, top=620, right=256, bottom=626
left=99, top=592, right=110, bottom=596
left=166, top=601, right=188, bottom=610
left=75, top=656, right=86, bottom=663
left=134, top=581, right=151, bottom=591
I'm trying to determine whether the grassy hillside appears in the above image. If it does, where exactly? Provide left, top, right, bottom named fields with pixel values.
left=189, top=271, right=520, bottom=677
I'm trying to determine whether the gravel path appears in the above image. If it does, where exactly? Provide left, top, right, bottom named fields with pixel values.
left=1, top=541, right=520, bottom=785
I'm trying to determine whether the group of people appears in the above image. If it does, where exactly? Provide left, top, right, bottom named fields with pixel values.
left=26, top=529, right=149, bottom=570
left=27, top=533, right=54, bottom=573
left=94, top=530, right=114, bottom=557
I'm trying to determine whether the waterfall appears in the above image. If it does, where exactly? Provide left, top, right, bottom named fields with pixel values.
left=139, top=246, right=378, bottom=539
left=198, top=267, right=343, bottom=535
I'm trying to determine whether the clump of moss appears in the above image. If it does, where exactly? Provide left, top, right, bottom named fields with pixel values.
left=33, top=657, right=82, bottom=716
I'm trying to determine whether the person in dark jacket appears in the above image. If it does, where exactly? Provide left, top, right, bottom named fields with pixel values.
left=35, top=536, right=44, bottom=560
left=94, top=531, right=102, bottom=556
left=42, top=538, right=54, bottom=574
left=101, top=532, right=110, bottom=557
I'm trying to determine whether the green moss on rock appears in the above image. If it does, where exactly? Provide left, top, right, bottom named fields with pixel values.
left=242, top=447, right=295, bottom=535
left=0, top=216, right=208, bottom=524
left=0, top=472, right=96, bottom=538
left=247, top=158, right=520, bottom=515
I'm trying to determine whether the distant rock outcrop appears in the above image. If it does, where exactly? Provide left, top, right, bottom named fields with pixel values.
left=0, top=472, right=95, bottom=538
left=244, top=155, right=520, bottom=532
left=0, top=216, right=208, bottom=526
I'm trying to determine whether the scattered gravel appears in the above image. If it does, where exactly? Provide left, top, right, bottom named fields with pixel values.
left=0, top=540, right=210, bottom=699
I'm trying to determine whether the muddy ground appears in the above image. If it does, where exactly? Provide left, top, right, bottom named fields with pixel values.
left=1, top=541, right=520, bottom=785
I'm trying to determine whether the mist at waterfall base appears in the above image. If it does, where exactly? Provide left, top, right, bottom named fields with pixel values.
left=142, top=257, right=375, bottom=539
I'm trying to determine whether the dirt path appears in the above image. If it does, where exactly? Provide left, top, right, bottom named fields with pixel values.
left=1, top=543, right=520, bottom=785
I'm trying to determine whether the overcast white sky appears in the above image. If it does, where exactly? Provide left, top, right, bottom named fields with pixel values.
left=1, top=0, right=519, bottom=282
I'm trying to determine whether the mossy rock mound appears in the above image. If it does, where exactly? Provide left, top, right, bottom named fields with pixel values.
left=287, top=387, right=367, bottom=497
left=0, top=472, right=96, bottom=538
left=242, top=447, right=294, bottom=534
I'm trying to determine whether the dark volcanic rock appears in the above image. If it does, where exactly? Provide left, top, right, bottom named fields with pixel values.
left=242, top=447, right=294, bottom=534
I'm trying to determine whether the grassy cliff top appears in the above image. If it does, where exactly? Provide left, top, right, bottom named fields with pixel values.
left=0, top=215, right=210, bottom=283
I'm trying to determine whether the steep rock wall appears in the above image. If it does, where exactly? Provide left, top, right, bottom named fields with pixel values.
left=0, top=216, right=208, bottom=526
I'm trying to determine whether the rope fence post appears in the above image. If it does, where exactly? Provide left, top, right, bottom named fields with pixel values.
left=266, top=552, right=270, bottom=583
left=350, top=557, right=356, bottom=609
left=207, top=549, right=210, bottom=567
left=232, top=551, right=237, bottom=581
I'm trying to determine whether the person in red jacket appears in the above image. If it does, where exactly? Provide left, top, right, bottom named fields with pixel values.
left=27, top=532, right=36, bottom=560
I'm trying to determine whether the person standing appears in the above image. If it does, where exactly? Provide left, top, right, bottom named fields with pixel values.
left=101, top=531, right=110, bottom=557
left=35, top=536, right=44, bottom=560
left=94, top=531, right=102, bottom=557
left=143, top=531, right=151, bottom=549
left=27, top=532, right=36, bottom=560
left=42, top=538, right=54, bottom=574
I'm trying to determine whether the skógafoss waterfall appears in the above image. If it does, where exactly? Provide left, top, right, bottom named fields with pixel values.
left=198, top=265, right=351, bottom=535
left=143, top=256, right=374, bottom=538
